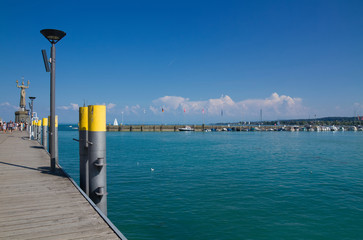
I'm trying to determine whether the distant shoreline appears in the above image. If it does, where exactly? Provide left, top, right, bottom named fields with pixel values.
left=105, top=124, right=362, bottom=132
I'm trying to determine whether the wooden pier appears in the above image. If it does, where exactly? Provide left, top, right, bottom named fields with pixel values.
left=0, top=131, right=125, bottom=239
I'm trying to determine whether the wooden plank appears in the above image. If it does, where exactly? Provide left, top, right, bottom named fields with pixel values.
left=0, top=132, right=124, bottom=240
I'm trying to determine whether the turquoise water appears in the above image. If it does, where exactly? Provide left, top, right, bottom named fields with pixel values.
left=59, top=128, right=363, bottom=240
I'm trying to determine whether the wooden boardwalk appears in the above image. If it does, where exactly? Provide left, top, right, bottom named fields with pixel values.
left=0, top=131, right=125, bottom=239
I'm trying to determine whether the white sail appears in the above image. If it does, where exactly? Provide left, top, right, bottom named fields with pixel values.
left=113, top=118, right=118, bottom=126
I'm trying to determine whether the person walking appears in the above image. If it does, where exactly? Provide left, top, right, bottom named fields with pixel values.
left=3, top=121, right=7, bottom=133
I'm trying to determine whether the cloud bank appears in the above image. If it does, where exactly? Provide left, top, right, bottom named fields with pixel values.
left=149, top=92, right=307, bottom=120
left=56, top=93, right=308, bottom=123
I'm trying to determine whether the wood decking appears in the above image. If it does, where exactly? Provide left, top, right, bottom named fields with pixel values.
left=0, top=131, right=125, bottom=239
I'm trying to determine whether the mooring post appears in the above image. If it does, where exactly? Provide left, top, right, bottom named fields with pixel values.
left=42, top=118, right=48, bottom=151
left=79, top=107, right=89, bottom=196
left=55, top=115, right=58, bottom=166
left=32, top=120, right=35, bottom=139
left=33, top=120, right=38, bottom=140
left=88, top=105, right=107, bottom=215
left=37, top=120, right=42, bottom=143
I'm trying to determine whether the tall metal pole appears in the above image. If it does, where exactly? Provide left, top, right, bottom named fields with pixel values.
left=29, top=99, right=34, bottom=140
left=50, top=43, right=56, bottom=171
left=40, top=28, right=65, bottom=171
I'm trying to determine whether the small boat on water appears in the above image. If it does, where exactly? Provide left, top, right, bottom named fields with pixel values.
left=179, top=126, right=194, bottom=131
left=330, top=125, right=338, bottom=131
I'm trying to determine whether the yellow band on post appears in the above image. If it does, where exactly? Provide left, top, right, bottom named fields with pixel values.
left=47, top=116, right=58, bottom=127
left=37, top=120, right=42, bottom=127
left=88, top=105, right=106, bottom=132
left=42, top=118, right=48, bottom=126
left=79, top=107, right=88, bottom=131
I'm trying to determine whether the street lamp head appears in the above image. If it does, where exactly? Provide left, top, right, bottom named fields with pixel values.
left=29, top=96, right=36, bottom=100
left=40, top=29, right=66, bottom=44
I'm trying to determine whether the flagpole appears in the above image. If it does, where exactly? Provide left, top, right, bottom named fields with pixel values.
left=183, top=108, right=186, bottom=126
left=161, top=107, right=164, bottom=125
left=202, top=108, right=205, bottom=125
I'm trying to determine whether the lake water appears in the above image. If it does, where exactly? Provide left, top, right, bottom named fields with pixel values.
left=59, top=127, right=363, bottom=240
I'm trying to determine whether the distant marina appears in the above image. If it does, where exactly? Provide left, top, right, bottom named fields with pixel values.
left=106, top=124, right=363, bottom=132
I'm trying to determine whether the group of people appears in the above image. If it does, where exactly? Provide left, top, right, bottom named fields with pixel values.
left=0, top=121, right=27, bottom=133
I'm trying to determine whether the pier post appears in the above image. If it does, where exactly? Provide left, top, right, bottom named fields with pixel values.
left=79, top=107, right=89, bottom=196
left=48, top=116, right=51, bottom=154
left=42, top=118, right=48, bottom=151
left=33, top=120, right=38, bottom=140
left=88, top=105, right=107, bottom=215
left=55, top=115, right=58, bottom=166
left=37, top=120, right=42, bottom=143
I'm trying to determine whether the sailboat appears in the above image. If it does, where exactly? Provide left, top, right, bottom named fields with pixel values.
left=113, top=118, right=118, bottom=126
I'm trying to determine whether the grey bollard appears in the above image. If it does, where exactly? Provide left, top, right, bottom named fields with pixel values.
left=42, top=118, right=48, bottom=151
left=88, top=105, right=107, bottom=215
left=34, top=121, right=38, bottom=140
left=37, top=122, right=41, bottom=143
left=55, top=115, right=58, bottom=166
left=79, top=107, right=89, bottom=196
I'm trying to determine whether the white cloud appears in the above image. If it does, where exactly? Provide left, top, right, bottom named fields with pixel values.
left=107, top=103, right=116, bottom=110
left=131, top=105, right=140, bottom=114
left=149, top=105, right=159, bottom=114
left=0, top=102, right=18, bottom=110
left=58, top=103, right=79, bottom=111
left=119, top=105, right=142, bottom=115
left=239, top=92, right=305, bottom=118
left=152, top=95, right=206, bottom=114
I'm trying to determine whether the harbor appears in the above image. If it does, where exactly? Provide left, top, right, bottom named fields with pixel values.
left=106, top=124, right=363, bottom=132
left=1, top=3, right=362, bottom=238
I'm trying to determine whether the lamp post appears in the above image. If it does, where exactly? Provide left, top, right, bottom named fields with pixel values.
left=40, top=29, right=66, bottom=172
left=29, top=96, right=36, bottom=140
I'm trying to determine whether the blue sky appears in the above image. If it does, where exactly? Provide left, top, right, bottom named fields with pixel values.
left=1, top=0, right=363, bottom=124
